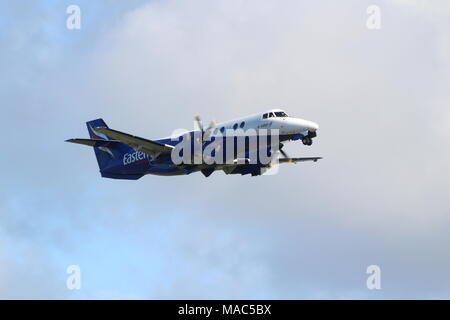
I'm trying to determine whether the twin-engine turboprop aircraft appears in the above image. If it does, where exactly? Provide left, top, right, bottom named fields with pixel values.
left=66, top=109, right=322, bottom=179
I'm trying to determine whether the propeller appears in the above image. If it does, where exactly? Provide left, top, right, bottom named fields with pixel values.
left=194, top=114, right=204, bottom=134
left=194, top=114, right=216, bottom=143
left=279, top=143, right=293, bottom=163
left=279, top=143, right=289, bottom=158
left=280, top=149, right=289, bottom=159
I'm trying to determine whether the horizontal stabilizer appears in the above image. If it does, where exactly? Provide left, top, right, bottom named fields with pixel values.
left=65, top=138, right=120, bottom=147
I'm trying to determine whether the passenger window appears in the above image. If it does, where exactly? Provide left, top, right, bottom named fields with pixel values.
left=240, top=121, right=245, bottom=128
left=233, top=123, right=238, bottom=130
left=220, top=127, right=225, bottom=133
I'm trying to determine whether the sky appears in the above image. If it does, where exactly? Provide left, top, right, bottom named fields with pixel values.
left=1, top=0, right=450, bottom=299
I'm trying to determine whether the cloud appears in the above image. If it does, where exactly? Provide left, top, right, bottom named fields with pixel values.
left=1, top=0, right=450, bottom=299
left=388, top=0, right=450, bottom=16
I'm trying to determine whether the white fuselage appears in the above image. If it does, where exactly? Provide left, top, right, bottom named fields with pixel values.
left=209, top=108, right=319, bottom=138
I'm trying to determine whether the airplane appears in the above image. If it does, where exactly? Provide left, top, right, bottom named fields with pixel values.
left=66, top=109, right=322, bottom=178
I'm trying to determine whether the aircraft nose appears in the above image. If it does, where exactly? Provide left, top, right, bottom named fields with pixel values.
left=308, top=121, right=319, bottom=131
left=281, top=118, right=319, bottom=135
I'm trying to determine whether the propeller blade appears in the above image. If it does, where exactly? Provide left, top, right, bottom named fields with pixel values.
left=207, top=119, right=216, bottom=129
left=194, top=114, right=204, bottom=134
left=195, top=115, right=218, bottom=142
left=279, top=143, right=289, bottom=159
left=203, top=120, right=217, bottom=140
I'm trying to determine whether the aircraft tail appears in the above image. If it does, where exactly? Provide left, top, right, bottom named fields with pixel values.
left=86, top=118, right=110, bottom=140
left=85, top=119, right=115, bottom=171
left=66, top=119, right=146, bottom=180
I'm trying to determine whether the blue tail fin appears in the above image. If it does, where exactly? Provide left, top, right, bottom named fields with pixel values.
left=86, top=119, right=114, bottom=172
left=65, top=119, right=145, bottom=180
left=85, top=119, right=131, bottom=173
left=86, top=119, right=110, bottom=140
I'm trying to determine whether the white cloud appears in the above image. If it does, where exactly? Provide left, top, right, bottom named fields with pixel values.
left=388, top=0, right=450, bottom=16
left=1, top=0, right=450, bottom=298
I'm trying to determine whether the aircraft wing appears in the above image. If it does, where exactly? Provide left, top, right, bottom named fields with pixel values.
left=208, top=156, right=322, bottom=177
left=216, top=156, right=323, bottom=165
left=220, top=156, right=323, bottom=165
left=94, top=127, right=174, bottom=158
left=277, top=157, right=322, bottom=163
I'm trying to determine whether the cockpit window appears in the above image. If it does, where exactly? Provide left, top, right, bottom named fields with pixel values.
left=268, top=112, right=275, bottom=118
left=275, top=111, right=288, bottom=117
left=262, top=113, right=268, bottom=119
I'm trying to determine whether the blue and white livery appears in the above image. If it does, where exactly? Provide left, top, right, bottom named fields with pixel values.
left=66, top=109, right=321, bottom=178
